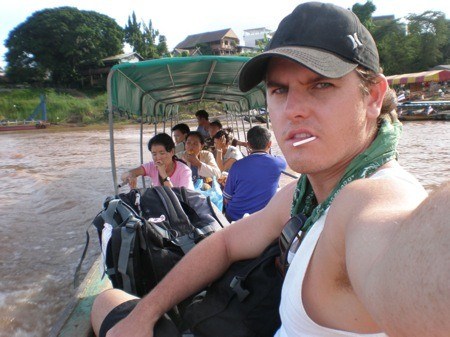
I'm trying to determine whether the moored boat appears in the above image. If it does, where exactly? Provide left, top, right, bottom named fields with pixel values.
left=398, top=114, right=434, bottom=121
left=0, top=120, right=49, bottom=131
left=398, top=101, right=450, bottom=122
left=433, top=111, right=450, bottom=120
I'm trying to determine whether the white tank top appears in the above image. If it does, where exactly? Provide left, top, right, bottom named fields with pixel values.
left=275, top=164, right=422, bottom=337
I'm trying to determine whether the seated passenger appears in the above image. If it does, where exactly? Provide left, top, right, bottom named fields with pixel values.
left=213, top=129, right=243, bottom=172
left=171, top=123, right=190, bottom=157
left=181, top=131, right=221, bottom=183
left=231, top=138, right=248, bottom=149
left=208, top=119, right=223, bottom=139
left=206, top=119, right=223, bottom=150
left=223, top=126, right=286, bottom=222
left=121, top=133, right=194, bottom=189
left=195, top=109, right=211, bottom=140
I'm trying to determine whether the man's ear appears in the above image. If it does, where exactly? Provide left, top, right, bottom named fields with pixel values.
left=266, top=140, right=272, bottom=150
left=366, top=75, right=388, bottom=119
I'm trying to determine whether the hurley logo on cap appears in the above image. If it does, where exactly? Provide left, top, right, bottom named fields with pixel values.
left=347, top=33, right=363, bottom=50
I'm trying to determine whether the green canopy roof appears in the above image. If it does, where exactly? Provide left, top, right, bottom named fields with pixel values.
left=107, top=55, right=267, bottom=120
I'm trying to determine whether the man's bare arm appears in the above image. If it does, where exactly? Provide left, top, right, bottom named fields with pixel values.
left=342, top=178, right=449, bottom=336
left=363, top=181, right=450, bottom=336
left=106, top=181, right=296, bottom=337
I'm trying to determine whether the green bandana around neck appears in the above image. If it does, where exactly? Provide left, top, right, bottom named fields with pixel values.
left=290, top=119, right=402, bottom=232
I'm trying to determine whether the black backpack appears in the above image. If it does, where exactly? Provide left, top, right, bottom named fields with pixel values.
left=92, top=186, right=229, bottom=297
left=181, top=243, right=283, bottom=337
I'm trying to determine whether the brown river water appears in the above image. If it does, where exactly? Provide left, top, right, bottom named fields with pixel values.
left=0, top=121, right=449, bottom=337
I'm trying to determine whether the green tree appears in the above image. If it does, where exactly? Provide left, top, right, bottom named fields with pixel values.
left=350, top=1, right=450, bottom=75
left=5, top=7, right=123, bottom=85
left=352, top=0, right=376, bottom=29
left=157, top=35, right=170, bottom=57
left=406, top=11, right=449, bottom=71
left=124, top=13, right=169, bottom=59
left=141, top=20, right=159, bottom=59
left=370, top=18, right=412, bottom=75
left=256, top=34, right=271, bottom=52
left=124, top=12, right=145, bottom=54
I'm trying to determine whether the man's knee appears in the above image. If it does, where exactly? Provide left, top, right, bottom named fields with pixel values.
left=91, top=288, right=138, bottom=335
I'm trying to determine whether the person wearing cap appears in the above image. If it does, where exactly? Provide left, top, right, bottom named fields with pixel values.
left=91, top=3, right=450, bottom=337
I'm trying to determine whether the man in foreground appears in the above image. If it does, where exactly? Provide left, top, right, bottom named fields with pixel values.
left=223, top=125, right=286, bottom=222
left=92, top=2, right=450, bottom=336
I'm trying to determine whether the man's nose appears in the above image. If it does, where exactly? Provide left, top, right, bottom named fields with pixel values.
left=284, top=90, right=310, bottom=120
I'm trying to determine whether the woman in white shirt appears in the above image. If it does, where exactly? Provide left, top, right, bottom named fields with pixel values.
left=213, top=129, right=243, bottom=172
left=181, top=131, right=221, bottom=183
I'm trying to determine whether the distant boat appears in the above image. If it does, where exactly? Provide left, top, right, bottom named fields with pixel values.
left=0, top=120, right=48, bottom=131
left=398, top=101, right=450, bottom=122
left=398, top=114, right=433, bottom=121
left=433, top=111, right=450, bottom=121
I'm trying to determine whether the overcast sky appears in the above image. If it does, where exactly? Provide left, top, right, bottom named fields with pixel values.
left=1, top=0, right=449, bottom=68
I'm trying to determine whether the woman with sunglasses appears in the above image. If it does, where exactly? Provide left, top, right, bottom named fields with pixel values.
left=121, top=133, right=193, bottom=189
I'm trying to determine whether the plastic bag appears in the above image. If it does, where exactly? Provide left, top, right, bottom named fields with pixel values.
left=195, top=177, right=223, bottom=211
left=194, top=178, right=205, bottom=190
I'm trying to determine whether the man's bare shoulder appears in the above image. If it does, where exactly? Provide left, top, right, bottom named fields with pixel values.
left=325, top=165, right=427, bottom=294
left=325, top=165, right=427, bottom=253
left=336, top=165, right=427, bottom=216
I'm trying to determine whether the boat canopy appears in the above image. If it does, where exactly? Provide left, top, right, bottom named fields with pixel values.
left=106, top=55, right=267, bottom=192
left=106, top=55, right=266, bottom=121
left=386, top=69, right=450, bottom=86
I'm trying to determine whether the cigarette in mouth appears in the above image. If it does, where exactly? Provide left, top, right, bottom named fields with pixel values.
left=293, top=137, right=317, bottom=147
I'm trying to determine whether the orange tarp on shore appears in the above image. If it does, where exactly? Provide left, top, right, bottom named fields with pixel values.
left=386, top=70, right=450, bottom=85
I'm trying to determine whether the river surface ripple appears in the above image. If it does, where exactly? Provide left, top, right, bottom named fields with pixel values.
left=0, top=121, right=449, bottom=336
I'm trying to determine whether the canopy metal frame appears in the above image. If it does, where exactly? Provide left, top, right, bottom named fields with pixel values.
left=106, top=56, right=267, bottom=193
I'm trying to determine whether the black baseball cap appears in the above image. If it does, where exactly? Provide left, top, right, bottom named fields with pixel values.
left=239, top=2, right=380, bottom=92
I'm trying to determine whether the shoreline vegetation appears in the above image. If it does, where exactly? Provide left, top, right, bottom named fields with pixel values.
left=0, top=88, right=225, bottom=126
left=1, top=88, right=449, bottom=128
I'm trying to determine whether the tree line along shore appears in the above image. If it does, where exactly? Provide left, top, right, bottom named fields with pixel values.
left=0, top=88, right=223, bottom=125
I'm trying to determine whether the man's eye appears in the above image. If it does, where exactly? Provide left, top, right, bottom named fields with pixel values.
left=315, top=82, right=332, bottom=89
left=270, top=87, right=287, bottom=95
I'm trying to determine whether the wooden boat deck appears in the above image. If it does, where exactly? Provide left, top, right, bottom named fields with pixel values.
left=49, top=257, right=111, bottom=337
